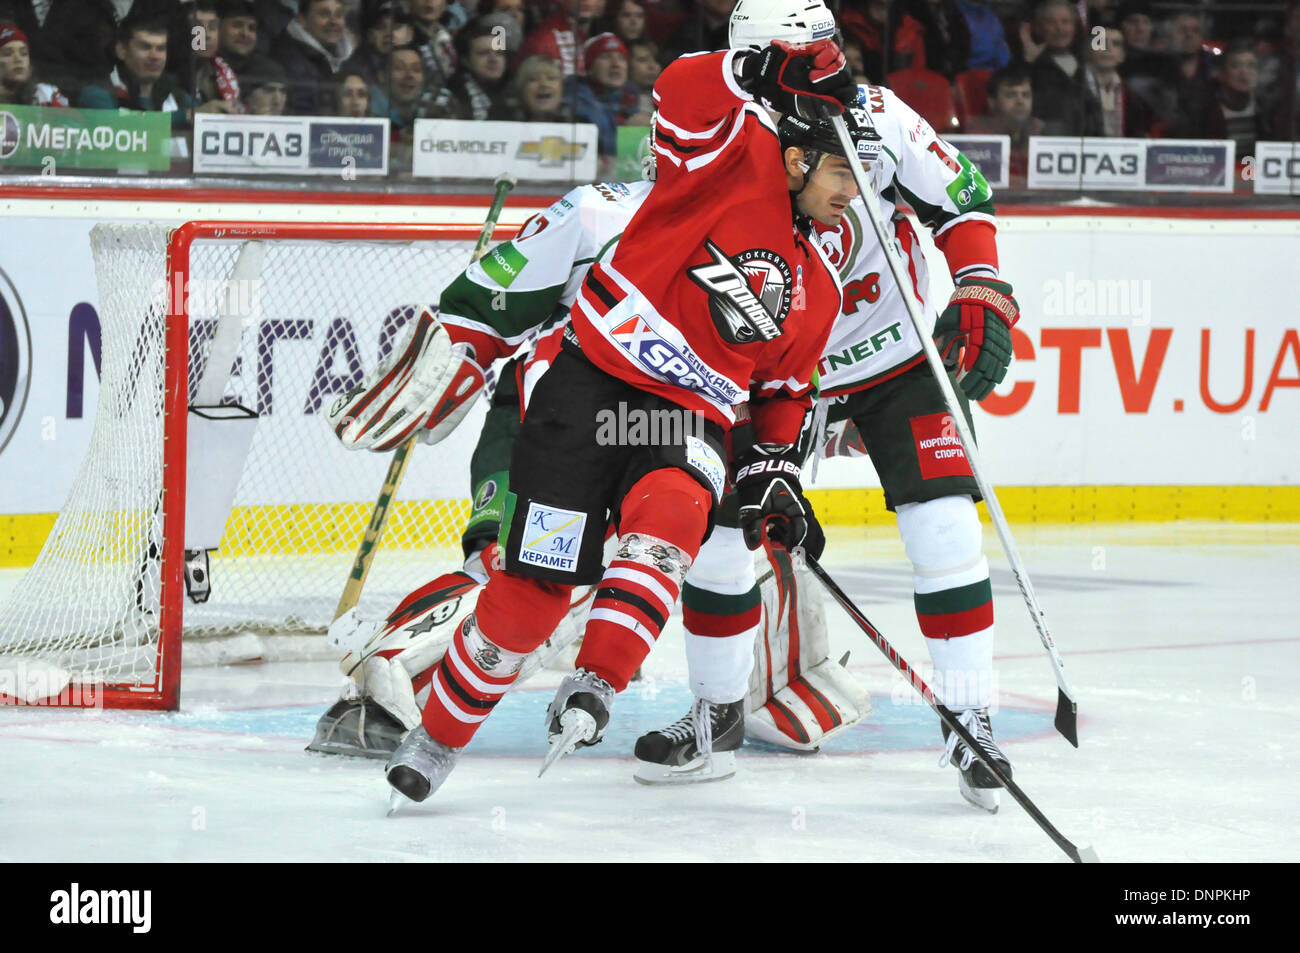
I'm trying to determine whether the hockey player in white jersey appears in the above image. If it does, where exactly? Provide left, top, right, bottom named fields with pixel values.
left=633, top=0, right=1022, bottom=811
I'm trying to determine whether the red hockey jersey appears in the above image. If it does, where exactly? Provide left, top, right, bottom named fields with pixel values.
left=569, top=49, right=842, bottom=447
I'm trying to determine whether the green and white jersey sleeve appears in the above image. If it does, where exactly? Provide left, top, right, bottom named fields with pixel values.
left=814, top=83, right=997, bottom=396
left=438, top=180, right=650, bottom=363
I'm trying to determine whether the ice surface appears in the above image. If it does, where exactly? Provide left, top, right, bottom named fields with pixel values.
left=1, top=523, right=1296, bottom=862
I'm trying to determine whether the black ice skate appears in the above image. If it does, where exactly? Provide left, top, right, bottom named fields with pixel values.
left=539, top=669, right=614, bottom=777
left=940, top=707, right=1012, bottom=813
left=633, top=698, right=744, bottom=785
left=385, top=725, right=463, bottom=810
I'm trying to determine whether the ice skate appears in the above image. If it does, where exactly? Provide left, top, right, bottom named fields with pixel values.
left=385, top=725, right=463, bottom=807
left=940, top=708, right=1012, bottom=813
left=633, top=698, right=743, bottom=785
left=539, top=669, right=614, bottom=777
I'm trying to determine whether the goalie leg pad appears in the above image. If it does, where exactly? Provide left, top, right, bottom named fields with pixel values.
left=333, top=571, right=483, bottom=684
left=745, top=544, right=872, bottom=750
left=745, top=656, right=872, bottom=751
left=896, top=495, right=994, bottom=710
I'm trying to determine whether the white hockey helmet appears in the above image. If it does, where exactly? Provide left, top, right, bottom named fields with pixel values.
left=728, top=0, right=839, bottom=51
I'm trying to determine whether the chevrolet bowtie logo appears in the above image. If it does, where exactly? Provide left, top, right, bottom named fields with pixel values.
left=517, top=136, right=587, bottom=166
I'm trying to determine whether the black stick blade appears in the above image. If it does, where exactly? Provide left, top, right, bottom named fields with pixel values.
left=1054, top=688, right=1079, bottom=748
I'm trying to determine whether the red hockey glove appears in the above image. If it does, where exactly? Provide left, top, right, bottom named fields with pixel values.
left=933, top=278, right=1019, bottom=402
left=739, top=39, right=857, bottom=120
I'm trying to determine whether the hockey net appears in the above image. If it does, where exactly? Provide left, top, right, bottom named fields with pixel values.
left=0, top=221, right=498, bottom=709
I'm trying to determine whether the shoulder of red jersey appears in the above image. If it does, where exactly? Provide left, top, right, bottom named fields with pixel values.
left=650, top=49, right=779, bottom=175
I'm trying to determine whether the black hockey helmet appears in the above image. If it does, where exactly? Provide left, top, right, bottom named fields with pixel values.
left=776, top=104, right=879, bottom=174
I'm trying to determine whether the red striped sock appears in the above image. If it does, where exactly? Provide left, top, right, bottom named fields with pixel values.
left=580, top=553, right=682, bottom=692
left=421, top=615, right=521, bottom=748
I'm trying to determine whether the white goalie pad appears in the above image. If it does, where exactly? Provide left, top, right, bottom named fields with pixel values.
left=184, top=404, right=259, bottom=551
left=325, top=306, right=485, bottom=452
left=745, top=548, right=872, bottom=751
left=325, top=556, right=596, bottom=732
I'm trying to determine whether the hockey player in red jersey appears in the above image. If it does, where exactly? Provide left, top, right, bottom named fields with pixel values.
left=383, top=36, right=858, bottom=804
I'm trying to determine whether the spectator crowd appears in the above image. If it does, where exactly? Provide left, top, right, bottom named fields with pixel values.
left=1, top=0, right=1298, bottom=176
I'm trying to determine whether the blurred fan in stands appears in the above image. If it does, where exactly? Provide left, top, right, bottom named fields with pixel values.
left=0, top=20, right=68, bottom=106
left=505, top=53, right=572, bottom=121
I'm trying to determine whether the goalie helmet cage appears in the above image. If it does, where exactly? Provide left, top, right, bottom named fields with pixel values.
left=0, top=221, right=499, bottom=711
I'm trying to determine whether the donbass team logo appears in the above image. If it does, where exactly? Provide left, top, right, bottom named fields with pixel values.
left=0, top=266, right=32, bottom=458
left=688, top=241, right=792, bottom=344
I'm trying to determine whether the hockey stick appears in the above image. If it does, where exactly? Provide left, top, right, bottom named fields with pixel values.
left=829, top=115, right=1080, bottom=747
left=805, top=554, right=1099, bottom=863
left=333, top=172, right=518, bottom=621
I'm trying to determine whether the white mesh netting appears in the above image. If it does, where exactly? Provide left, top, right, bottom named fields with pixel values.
left=0, top=224, right=481, bottom=695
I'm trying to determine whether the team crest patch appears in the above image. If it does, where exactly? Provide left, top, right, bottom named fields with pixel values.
left=685, top=436, right=726, bottom=502
left=688, top=241, right=792, bottom=344
left=814, top=208, right=864, bottom=277
left=518, top=502, right=586, bottom=573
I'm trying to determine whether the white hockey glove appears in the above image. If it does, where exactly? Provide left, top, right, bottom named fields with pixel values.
left=325, top=306, right=485, bottom=451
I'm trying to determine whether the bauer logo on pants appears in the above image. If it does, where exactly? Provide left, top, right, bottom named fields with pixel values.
left=518, top=502, right=587, bottom=572
left=910, top=413, right=973, bottom=480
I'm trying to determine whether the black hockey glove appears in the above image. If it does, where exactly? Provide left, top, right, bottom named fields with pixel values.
left=737, top=39, right=858, bottom=120
left=734, top=443, right=821, bottom=557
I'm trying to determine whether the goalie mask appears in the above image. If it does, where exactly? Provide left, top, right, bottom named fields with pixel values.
left=326, top=306, right=485, bottom=452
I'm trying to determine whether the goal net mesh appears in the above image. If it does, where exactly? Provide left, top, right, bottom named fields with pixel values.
left=0, top=224, right=479, bottom=695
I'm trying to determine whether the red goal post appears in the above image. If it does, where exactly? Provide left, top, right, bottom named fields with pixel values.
left=0, top=220, right=510, bottom=711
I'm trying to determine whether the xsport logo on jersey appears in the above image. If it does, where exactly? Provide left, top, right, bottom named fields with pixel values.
left=0, top=266, right=32, bottom=458
left=688, top=241, right=792, bottom=344
left=609, top=314, right=743, bottom=406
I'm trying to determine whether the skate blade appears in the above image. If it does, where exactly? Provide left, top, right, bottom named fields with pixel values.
left=633, top=751, right=736, bottom=785
left=539, top=709, right=596, bottom=777
left=958, top=773, right=1000, bottom=813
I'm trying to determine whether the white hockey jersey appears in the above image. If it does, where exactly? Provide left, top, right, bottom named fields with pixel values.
left=437, top=180, right=650, bottom=402
left=811, top=83, right=999, bottom=396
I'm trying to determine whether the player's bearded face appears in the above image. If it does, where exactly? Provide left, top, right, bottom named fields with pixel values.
left=796, top=156, right=860, bottom=228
